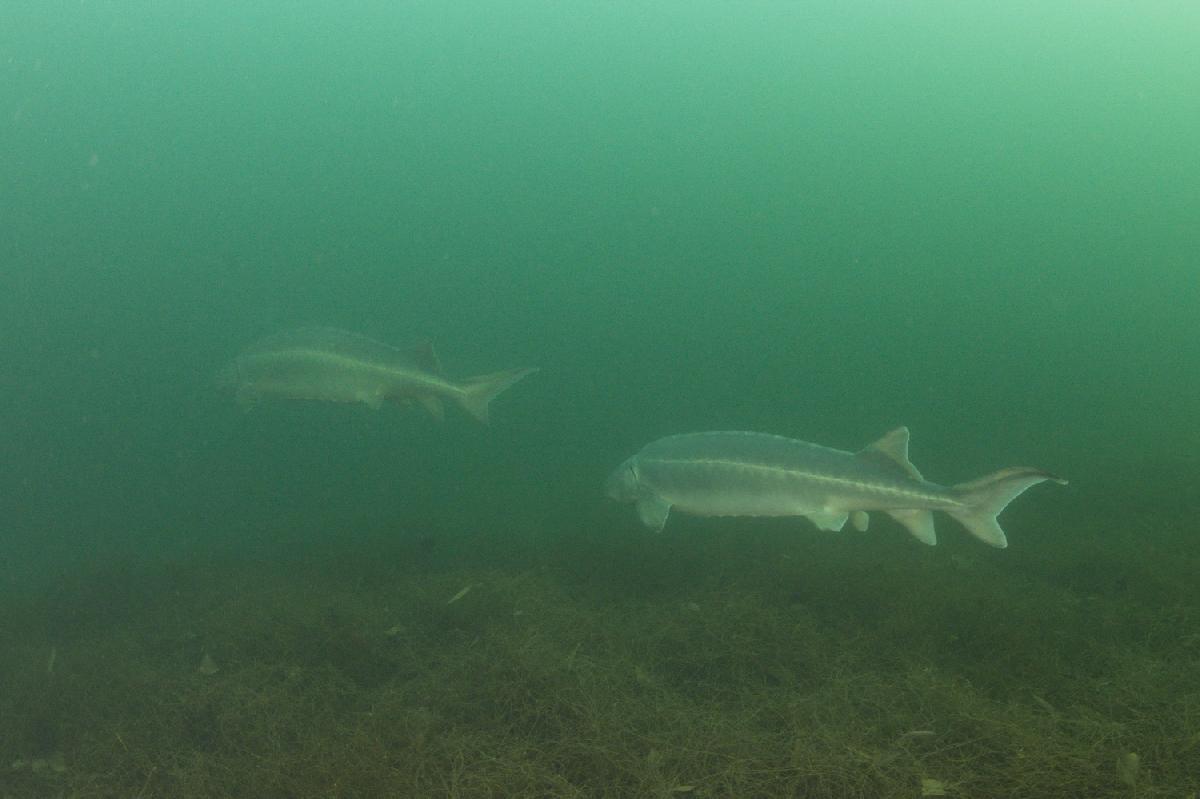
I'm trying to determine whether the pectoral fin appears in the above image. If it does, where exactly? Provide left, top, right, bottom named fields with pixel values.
left=635, top=494, right=672, bottom=532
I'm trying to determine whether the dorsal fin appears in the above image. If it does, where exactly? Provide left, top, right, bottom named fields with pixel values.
left=858, top=426, right=924, bottom=481
left=403, top=339, right=444, bottom=376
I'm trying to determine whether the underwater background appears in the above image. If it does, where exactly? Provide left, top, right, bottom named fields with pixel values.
left=2, top=2, right=1198, bottom=796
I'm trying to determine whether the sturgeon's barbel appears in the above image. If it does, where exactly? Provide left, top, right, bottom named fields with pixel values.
left=605, top=428, right=1065, bottom=547
left=218, top=327, right=536, bottom=423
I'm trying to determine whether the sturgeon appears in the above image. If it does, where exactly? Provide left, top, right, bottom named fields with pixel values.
left=218, top=327, right=536, bottom=423
left=605, top=428, right=1065, bottom=547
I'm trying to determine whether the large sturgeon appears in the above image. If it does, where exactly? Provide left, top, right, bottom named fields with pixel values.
left=605, top=428, right=1065, bottom=547
left=219, top=327, right=536, bottom=423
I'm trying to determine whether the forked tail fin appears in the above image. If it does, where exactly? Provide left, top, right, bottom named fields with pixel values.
left=948, top=468, right=1067, bottom=548
left=457, top=367, right=538, bottom=424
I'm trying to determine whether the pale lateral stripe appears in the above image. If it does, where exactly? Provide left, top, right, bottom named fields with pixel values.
left=258, top=348, right=457, bottom=391
left=646, top=456, right=961, bottom=507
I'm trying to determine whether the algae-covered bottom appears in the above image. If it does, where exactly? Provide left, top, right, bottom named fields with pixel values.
left=1, top=512, right=1196, bottom=798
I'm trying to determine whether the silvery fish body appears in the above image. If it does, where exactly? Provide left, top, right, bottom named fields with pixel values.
left=218, top=327, right=536, bottom=423
left=605, top=429, right=1064, bottom=548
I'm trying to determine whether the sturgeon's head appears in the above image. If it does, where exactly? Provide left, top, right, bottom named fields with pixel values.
left=604, top=457, right=641, bottom=503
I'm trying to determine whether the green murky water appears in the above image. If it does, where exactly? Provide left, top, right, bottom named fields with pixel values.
left=2, top=3, right=1197, bottom=796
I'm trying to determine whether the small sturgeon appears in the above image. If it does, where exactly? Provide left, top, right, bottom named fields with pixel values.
left=605, top=428, right=1065, bottom=547
left=219, top=327, right=536, bottom=423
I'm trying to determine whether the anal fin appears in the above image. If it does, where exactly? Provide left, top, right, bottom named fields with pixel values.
left=886, top=509, right=937, bottom=545
left=417, top=394, right=445, bottom=421
left=806, top=510, right=849, bottom=532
